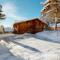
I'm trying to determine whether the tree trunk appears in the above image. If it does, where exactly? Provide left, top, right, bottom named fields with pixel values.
left=55, top=17, right=57, bottom=30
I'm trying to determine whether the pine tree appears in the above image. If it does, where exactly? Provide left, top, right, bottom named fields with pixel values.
left=0, top=5, right=5, bottom=19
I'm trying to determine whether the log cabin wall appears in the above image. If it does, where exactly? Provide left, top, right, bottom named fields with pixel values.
left=13, top=19, right=47, bottom=34
left=48, top=27, right=60, bottom=30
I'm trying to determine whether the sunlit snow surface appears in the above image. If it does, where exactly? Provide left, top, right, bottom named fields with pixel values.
left=0, top=31, right=60, bottom=60
left=35, top=31, right=60, bottom=43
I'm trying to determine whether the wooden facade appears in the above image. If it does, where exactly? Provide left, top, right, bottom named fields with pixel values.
left=13, top=18, right=47, bottom=34
left=48, top=27, right=60, bottom=30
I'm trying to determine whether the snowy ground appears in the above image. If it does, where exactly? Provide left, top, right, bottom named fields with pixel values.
left=35, top=31, right=60, bottom=43
left=0, top=31, right=60, bottom=60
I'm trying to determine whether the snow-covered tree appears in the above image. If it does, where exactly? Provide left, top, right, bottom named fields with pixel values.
left=0, top=5, right=5, bottom=19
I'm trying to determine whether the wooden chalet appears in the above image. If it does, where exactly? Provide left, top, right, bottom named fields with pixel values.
left=13, top=18, right=47, bottom=34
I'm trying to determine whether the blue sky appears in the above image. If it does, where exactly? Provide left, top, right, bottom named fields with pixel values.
left=0, top=0, right=45, bottom=27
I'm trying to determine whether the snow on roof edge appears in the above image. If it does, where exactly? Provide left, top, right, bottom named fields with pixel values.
left=13, top=18, right=46, bottom=24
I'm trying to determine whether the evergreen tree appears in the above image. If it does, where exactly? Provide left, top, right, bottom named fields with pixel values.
left=0, top=5, right=5, bottom=19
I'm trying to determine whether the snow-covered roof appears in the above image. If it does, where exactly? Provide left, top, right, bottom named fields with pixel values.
left=13, top=18, right=46, bottom=24
left=49, top=23, right=60, bottom=27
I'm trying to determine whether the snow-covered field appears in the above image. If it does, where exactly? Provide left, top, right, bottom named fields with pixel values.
left=0, top=31, right=60, bottom=60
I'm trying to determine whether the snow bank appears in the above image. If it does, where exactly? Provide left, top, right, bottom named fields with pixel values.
left=35, top=31, right=60, bottom=43
left=0, top=40, right=24, bottom=60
